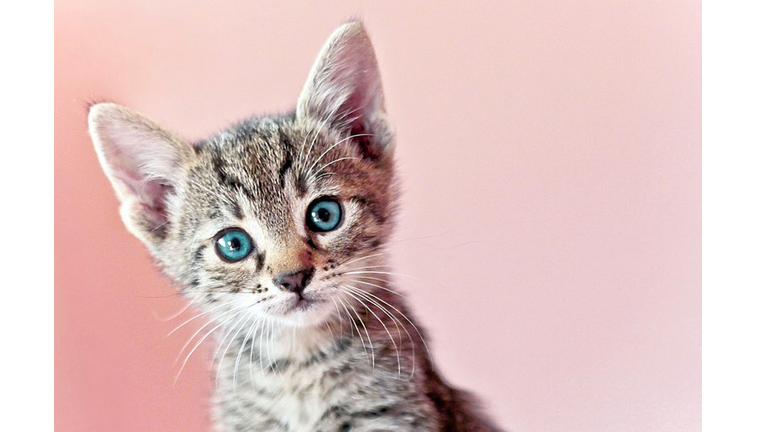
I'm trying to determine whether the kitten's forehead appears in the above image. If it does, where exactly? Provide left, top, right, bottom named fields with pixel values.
left=187, top=116, right=315, bottom=238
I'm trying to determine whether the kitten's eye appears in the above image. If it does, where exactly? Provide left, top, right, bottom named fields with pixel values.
left=214, top=228, right=254, bottom=263
left=306, top=198, right=343, bottom=232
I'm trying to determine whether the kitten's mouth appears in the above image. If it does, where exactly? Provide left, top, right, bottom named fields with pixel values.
left=285, top=296, right=321, bottom=313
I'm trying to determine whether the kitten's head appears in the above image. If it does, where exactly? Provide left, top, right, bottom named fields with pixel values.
left=89, top=22, right=397, bottom=327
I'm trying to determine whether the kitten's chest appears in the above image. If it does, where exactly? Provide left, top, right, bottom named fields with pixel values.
left=261, top=370, right=335, bottom=430
left=215, top=336, right=361, bottom=431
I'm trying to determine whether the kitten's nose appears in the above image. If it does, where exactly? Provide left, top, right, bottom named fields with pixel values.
left=273, top=268, right=314, bottom=295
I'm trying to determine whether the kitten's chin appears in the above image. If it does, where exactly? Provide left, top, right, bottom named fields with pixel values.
left=268, top=296, right=334, bottom=328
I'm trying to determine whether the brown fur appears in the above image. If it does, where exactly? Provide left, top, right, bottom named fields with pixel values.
left=89, top=21, right=504, bottom=432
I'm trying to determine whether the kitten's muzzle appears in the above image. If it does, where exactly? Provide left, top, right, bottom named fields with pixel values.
left=273, top=267, right=314, bottom=296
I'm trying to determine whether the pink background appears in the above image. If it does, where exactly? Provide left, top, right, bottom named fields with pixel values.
left=55, top=1, right=701, bottom=431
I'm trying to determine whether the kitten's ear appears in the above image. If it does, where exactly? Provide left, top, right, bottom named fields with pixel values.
left=296, top=21, right=394, bottom=158
left=88, top=103, right=190, bottom=245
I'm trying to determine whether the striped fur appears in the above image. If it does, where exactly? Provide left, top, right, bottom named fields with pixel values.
left=89, top=21, right=503, bottom=432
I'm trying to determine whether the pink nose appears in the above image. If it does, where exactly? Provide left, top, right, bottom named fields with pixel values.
left=273, top=268, right=314, bottom=295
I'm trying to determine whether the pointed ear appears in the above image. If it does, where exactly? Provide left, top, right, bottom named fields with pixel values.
left=296, top=21, right=394, bottom=158
left=88, top=103, right=190, bottom=245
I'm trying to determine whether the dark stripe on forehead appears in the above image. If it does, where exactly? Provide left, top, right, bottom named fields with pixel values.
left=229, top=199, right=244, bottom=220
left=211, top=153, right=256, bottom=199
left=295, top=174, right=308, bottom=197
left=279, top=153, right=292, bottom=188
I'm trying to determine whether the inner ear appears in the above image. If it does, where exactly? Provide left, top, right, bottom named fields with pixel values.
left=140, top=179, right=175, bottom=238
left=89, top=102, right=189, bottom=245
left=296, top=22, right=394, bottom=159
left=348, top=120, right=381, bottom=160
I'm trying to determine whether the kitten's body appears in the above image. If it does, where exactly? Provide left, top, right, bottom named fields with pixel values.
left=89, top=22, right=502, bottom=432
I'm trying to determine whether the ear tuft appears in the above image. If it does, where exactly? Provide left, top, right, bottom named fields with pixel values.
left=296, top=21, right=393, bottom=158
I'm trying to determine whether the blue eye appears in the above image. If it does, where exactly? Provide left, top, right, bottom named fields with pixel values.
left=214, top=228, right=254, bottom=262
left=306, top=198, right=343, bottom=232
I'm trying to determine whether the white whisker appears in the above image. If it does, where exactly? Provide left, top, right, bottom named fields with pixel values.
left=341, top=287, right=400, bottom=376
left=152, top=300, right=193, bottom=323
left=342, top=270, right=418, bottom=280
left=339, top=251, right=391, bottom=267
left=343, top=285, right=416, bottom=377
left=174, top=306, right=245, bottom=384
left=311, top=156, right=361, bottom=179
left=345, top=284, right=432, bottom=368
left=232, top=312, right=259, bottom=392
left=305, top=133, right=373, bottom=180
left=349, top=278, right=407, bottom=298
left=259, top=318, right=268, bottom=371
left=166, top=301, right=229, bottom=338
left=301, top=103, right=342, bottom=169
left=336, top=296, right=366, bottom=359
left=248, top=314, right=264, bottom=383
left=342, top=295, right=375, bottom=369
left=213, top=309, right=254, bottom=387
left=330, top=297, right=345, bottom=340
left=176, top=305, right=243, bottom=363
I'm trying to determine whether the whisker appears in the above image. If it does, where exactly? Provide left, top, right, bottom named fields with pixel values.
left=275, top=320, right=284, bottom=373
left=212, top=313, right=245, bottom=371
left=261, top=318, right=276, bottom=375
left=345, top=265, right=392, bottom=270
left=166, top=301, right=229, bottom=338
left=344, top=287, right=406, bottom=346
left=344, top=284, right=433, bottom=368
left=259, top=318, right=268, bottom=371
left=232, top=312, right=258, bottom=392
left=349, top=278, right=407, bottom=298
left=175, top=305, right=243, bottom=361
left=343, top=285, right=416, bottom=377
left=247, top=314, right=264, bottom=383
left=339, top=251, right=391, bottom=267
left=330, top=297, right=345, bottom=340
left=151, top=300, right=193, bottom=322
left=384, top=232, right=451, bottom=246
left=311, top=156, right=361, bottom=179
left=305, top=133, right=373, bottom=180
left=219, top=310, right=253, bottom=377
left=340, top=287, right=400, bottom=376
left=265, top=318, right=282, bottom=376
left=324, top=320, right=336, bottom=342
left=212, top=310, right=253, bottom=386
left=174, top=307, right=244, bottom=384
left=336, top=296, right=367, bottom=359
left=342, top=295, right=375, bottom=369
left=301, top=103, right=342, bottom=169
left=351, top=274, right=391, bottom=284
left=342, top=270, right=419, bottom=280
left=136, top=291, right=186, bottom=299
left=298, top=121, right=315, bottom=167
left=210, top=296, right=272, bottom=380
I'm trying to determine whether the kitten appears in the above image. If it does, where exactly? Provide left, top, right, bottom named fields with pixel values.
left=89, top=21, right=503, bottom=432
